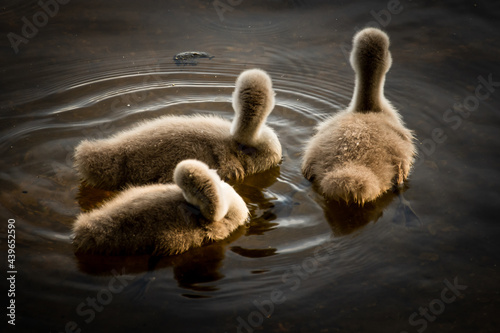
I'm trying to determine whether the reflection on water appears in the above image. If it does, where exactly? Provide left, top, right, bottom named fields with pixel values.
left=1, top=1, right=500, bottom=332
left=75, top=233, right=239, bottom=298
left=319, top=185, right=421, bottom=236
left=77, top=183, right=117, bottom=211
left=322, top=190, right=398, bottom=236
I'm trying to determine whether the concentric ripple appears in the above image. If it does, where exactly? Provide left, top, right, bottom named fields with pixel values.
left=1, top=45, right=395, bottom=303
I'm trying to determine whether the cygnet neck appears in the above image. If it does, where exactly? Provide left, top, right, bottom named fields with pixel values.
left=230, top=69, right=275, bottom=146
left=231, top=104, right=267, bottom=146
left=174, top=160, right=228, bottom=222
left=351, top=68, right=386, bottom=113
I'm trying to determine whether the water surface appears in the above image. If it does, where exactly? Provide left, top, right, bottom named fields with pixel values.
left=1, top=1, right=499, bottom=332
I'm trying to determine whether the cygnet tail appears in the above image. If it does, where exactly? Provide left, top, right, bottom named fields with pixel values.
left=74, top=140, right=125, bottom=189
left=320, top=163, right=382, bottom=205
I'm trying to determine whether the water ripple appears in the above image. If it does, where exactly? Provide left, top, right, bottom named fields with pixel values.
left=1, top=43, right=374, bottom=299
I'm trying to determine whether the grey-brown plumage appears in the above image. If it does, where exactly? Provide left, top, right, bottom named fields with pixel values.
left=73, top=160, right=249, bottom=255
left=74, top=68, right=282, bottom=189
left=302, top=28, right=416, bottom=205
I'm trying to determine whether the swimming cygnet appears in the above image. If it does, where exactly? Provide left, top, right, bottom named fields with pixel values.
left=73, top=160, right=249, bottom=255
left=302, top=28, right=416, bottom=205
left=74, top=68, right=282, bottom=189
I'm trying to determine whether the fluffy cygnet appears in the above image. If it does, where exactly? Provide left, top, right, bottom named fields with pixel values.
left=74, top=68, right=282, bottom=189
left=302, top=28, right=416, bottom=205
left=73, top=160, right=249, bottom=255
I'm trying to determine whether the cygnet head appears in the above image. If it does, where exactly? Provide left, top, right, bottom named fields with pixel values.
left=230, top=68, right=276, bottom=146
left=350, top=27, right=392, bottom=76
left=174, top=159, right=229, bottom=222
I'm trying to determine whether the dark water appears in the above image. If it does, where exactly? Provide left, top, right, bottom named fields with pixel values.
left=1, top=1, right=500, bottom=332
